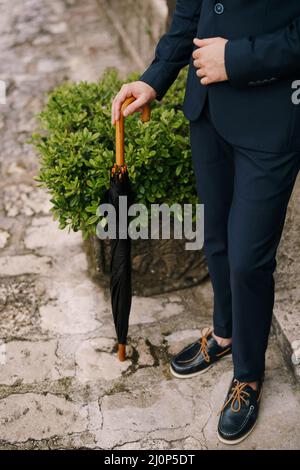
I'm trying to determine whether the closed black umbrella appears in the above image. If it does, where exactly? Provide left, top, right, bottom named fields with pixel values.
left=109, top=97, right=150, bottom=361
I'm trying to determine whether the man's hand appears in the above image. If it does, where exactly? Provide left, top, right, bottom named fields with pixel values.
left=111, top=81, right=157, bottom=125
left=192, top=37, right=228, bottom=85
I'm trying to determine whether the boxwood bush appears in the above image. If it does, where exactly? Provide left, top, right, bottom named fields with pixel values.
left=32, top=69, right=197, bottom=239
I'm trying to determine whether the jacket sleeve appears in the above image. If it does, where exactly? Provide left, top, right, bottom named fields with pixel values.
left=140, top=0, right=203, bottom=100
left=225, top=16, right=300, bottom=87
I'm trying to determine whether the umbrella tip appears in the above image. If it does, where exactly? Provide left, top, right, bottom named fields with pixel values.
left=118, top=344, right=126, bottom=362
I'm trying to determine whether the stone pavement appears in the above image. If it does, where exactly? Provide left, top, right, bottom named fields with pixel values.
left=0, top=0, right=300, bottom=450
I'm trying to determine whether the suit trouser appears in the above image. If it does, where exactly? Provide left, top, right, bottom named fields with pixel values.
left=190, top=105, right=300, bottom=382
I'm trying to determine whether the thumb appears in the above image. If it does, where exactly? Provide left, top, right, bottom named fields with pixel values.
left=193, top=37, right=218, bottom=47
left=123, top=95, right=147, bottom=117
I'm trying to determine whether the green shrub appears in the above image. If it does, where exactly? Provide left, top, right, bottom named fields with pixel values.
left=32, top=69, right=197, bottom=239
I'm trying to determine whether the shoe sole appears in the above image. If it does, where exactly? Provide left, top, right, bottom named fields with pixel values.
left=217, top=383, right=263, bottom=445
left=169, top=364, right=213, bottom=379
left=169, top=353, right=231, bottom=379
left=217, top=419, right=258, bottom=445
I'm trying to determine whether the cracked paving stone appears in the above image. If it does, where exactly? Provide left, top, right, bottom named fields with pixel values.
left=39, top=279, right=106, bottom=335
left=0, top=339, right=73, bottom=386
left=0, top=254, right=52, bottom=276
left=95, top=381, right=197, bottom=448
left=54, top=336, right=131, bottom=385
left=130, top=296, right=184, bottom=325
left=75, top=338, right=130, bottom=382
left=0, top=393, right=94, bottom=443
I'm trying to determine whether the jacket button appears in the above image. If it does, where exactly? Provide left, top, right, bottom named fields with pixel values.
left=214, top=3, right=224, bottom=14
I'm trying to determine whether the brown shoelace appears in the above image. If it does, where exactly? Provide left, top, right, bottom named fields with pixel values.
left=219, top=379, right=251, bottom=414
left=199, top=327, right=212, bottom=363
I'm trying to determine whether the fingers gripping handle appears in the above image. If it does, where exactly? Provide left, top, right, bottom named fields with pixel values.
left=115, top=97, right=151, bottom=166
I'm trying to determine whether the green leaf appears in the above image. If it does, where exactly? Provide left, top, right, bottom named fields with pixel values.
left=176, top=164, right=183, bottom=176
left=87, top=215, right=100, bottom=225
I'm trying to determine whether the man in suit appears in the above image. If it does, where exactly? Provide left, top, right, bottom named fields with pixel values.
left=112, top=0, right=300, bottom=444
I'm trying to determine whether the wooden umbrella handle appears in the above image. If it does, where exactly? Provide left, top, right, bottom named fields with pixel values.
left=115, top=97, right=151, bottom=166
left=118, top=344, right=126, bottom=362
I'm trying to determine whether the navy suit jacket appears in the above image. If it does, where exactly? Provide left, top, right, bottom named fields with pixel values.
left=140, top=0, right=300, bottom=152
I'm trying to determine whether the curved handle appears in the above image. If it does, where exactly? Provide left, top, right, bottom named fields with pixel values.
left=116, top=97, right=151, bottom=166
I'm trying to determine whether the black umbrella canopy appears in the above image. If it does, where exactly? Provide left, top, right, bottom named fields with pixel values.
left=110, top=97, right=150, bottom=361
left=108, top=169, right=132, bottom=359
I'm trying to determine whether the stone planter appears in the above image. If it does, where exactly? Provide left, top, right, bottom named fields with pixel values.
left=85, top=236, right=208, bottom=297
